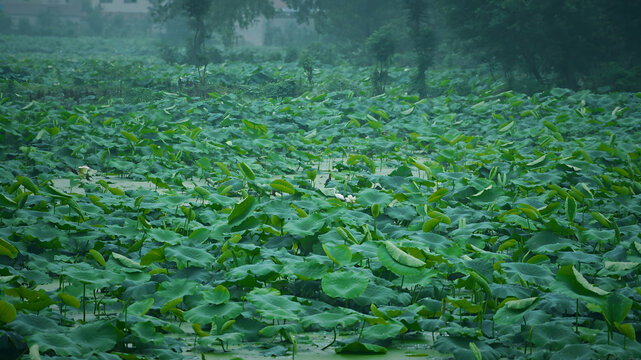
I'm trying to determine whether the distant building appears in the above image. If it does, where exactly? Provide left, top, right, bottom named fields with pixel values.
left=89, top=0, right=152, bottom=15
left=237, top=0, right=309, bottom=46
left=0, top=0, right=85, bottom=28
left=0, top=0, right=307, bottom=44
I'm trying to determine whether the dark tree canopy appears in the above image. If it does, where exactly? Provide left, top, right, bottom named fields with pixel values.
left=151, top=0, right=274, bottom=52
left=284, top=0, right=401, bottom=44
left=438, top=0, right=641, bottom=89
left=284, top=0, right=641, bottom=92
left=151, top=0, right=274, bottom=84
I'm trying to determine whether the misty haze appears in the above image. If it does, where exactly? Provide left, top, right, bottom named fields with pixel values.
left=1, top=1, right=641, bottom=359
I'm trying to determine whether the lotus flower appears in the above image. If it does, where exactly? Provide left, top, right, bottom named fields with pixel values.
left=78, top=166, right=93, bottom=176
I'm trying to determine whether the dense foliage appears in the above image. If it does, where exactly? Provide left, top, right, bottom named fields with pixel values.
left=1, top=36, right=641, bottom=359
left=287, top=0, right=641, bottom=92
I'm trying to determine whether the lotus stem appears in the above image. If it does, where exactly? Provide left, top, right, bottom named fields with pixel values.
left=82, top=282, right=86, bottom=322
left=321, top=328, right=337, bottom=350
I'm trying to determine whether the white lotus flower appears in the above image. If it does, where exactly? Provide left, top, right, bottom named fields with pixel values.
left=78, top=166, right=93, bottom=176
left=335, top=193, right=345, bottom=201
left=345, top=195, right=356, bottom=204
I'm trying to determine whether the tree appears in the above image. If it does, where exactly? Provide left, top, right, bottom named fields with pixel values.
left=437, top=0, right=641, bottom=89
left=284, top=0, right=401, bottom=45
left=403, top=0, right=434, bottom=98
left=151, top=0, right=274, bottom=85
left=366, top=24, right=396, bottom=93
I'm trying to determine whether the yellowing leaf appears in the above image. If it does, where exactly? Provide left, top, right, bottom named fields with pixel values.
left=428, top=188, right=449, bottom=203
left=160, top=297, right=183, bottom=314
left=0, top=238, right=18, bottom=259
left=422, top=218, right=440, bottom=232
left=192, top=323, right=210, bottom=337
left=427, top=210, right=451, bottom=224
left=121, top=130, right=139, bottom=143
left=89, top=249, right=106, bottom=266
left=590, top=211, right=612, bottom=228
left=57, top=292, right=81, bottom=308
left=0, top=300, right=16, bottom=323
left=270, top=179, right=296, bottom=194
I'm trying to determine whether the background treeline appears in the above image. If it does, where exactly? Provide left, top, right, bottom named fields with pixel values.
left=285, top=0, right=641, bottom=93
left=2, top=0, right=640, bottom=93
left=0, top=1, right=153, bottom=38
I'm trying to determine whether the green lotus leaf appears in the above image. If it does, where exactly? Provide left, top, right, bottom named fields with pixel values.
left=283, top=213, right=325, bottom=237
left=202, top=285, right=230, bottom=305
left=69, top=321, right=117, bottom=352
left=335, top=340, right=387, bottom=354
left=422, top=218, right=440, bottom=232
left=131, top=321, right=164, bottom=345
left=188, top=228, right=211, bottom=243
left=551, top=265, right=608, bottom=304
left=361, top=322, right=407, bottom=341
left=237, top=162, right=255, bottom=180
left=111, top=252, right=144, bottom=270
left=377, top=244, right=421, bottom=276
left=165, top=245, right=215, bottom=269
left=531, top=323, right=580, bottom=351
left=0, top=193, right=17, bottom=207
left=228, top=195, right=257, bottom=226
left=156, top=279, right=200, bottom=299
left=357, top=188, right=393, bottom=207
left=498, top=120, right=515, bottom=132
left=247, top=293, right=304, bottom=321
left=259, top=323, right=302, bottom=337
left=590, top=211, right=612, bottom=228
left=428, top=188, right=449, bottom=203
left=565, top=196, right=577, bottom=222
left=384, top=241, right=425, bottom=267
left=526, top=232, right=576, bottom=254
left=270, top=179, right=296, bottom=194
left=301, top=308, right=361, bottom=329
left=501, top=262, right=555, bottom=287
left=322, top=243, right=352, bottom=266
left=552, top=344, right=598, bottom=360
left=184, top=303, right=242, bottom=324
left=321, top=271, right=369, bottom=299
left=598, top=261, right=639, bottom=277
left=28, top=332, right=80, bottom=357
left=128, top=298, right=154, bottom=316
left=140, top=247, right=165, bottom=266
left=160, top=296, right=183, bottom=314
left=16, top=175, right=39, bottom=194
left=197, top=332, right=244, bottom=347
left=428, top=210, right=451, bottom=224
left=494, top=297, right=540, bottom=325
left=286, top=260, right=329, bottom=280
left=601, top=292, right=633, bottom=327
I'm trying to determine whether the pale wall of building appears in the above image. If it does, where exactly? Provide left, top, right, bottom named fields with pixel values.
left=90, top=0, right=152, bottom=14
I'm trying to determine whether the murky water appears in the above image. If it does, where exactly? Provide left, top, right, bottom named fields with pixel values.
left=51, top=157, right=426, bottom=197
left=184, top=331, right=445, bottom=360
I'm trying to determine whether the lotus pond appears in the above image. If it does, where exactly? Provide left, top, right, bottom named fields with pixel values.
left=1, top=36, right=641, bottom=359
